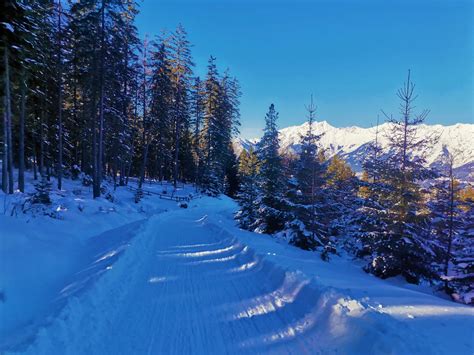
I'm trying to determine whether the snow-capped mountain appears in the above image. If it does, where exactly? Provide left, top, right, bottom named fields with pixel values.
left=234, top=121, right=474, bottom=180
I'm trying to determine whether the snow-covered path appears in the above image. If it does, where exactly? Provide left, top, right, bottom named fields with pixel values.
left=20, top=197, right=474, bottom=355
left=26, top=207, right=322, bottom=354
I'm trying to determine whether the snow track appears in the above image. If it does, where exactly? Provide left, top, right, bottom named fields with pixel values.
left=16, top=200, right=473, bottom=354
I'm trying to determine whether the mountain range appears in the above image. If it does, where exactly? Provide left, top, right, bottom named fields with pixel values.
left=234, top=121, right=474, bottom=181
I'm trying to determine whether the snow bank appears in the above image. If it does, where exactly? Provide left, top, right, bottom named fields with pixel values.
left=0, top=174, right=193, bottom=351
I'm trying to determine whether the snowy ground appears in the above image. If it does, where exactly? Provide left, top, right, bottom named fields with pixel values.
left=1, top=178, right=473, bottom=354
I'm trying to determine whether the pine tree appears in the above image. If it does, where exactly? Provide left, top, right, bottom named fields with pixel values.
left=448, top=193, right=474, bottom=304
left=200, top=57, right=240, bottom=195
left=285, top=97, right=327, bottom=250
left=224, top=143, right=239, bottom=197
left=32, top=176, right=52, bottom=205
left=236, top=147, right=260, bottom=229
left=353, top=117, right=392, bottom=258
left=191, top=76, right=205, bottom=186
left=324, top=155, right=359, bottom=253
left=168, top=24, right=194, bottom=187
left=366, top=70, right=438, bottom=283
left=256, top=104, right=287, bottom=234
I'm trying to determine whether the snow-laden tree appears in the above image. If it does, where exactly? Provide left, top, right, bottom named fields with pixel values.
left=285, top=97, right=326, bottom=250
left=236, top=147, right=260, bottom=229
left=191, top=77, right=205, bottom=186
left=255, top=104, right=287, bottom=234
left=448, top=194, right=474, bottom=304
left=199, top=57, right=240, bottom=195
left=365, top=70, right=438, bottom=283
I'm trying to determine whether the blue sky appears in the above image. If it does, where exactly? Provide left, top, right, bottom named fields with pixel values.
left=136, top=0, right=473, bottom=138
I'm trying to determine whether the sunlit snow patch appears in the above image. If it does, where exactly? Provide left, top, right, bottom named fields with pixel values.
left=148, top=276, right=178, bottom=284
left=234, top=272, right=310, bottom=320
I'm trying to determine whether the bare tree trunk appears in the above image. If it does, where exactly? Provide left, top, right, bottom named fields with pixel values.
left=173, top=114, right=180, bottom=188
left=138, top=39, right=149, bottom=189
left=2, top=100, right=7, bottom=193
left=18, top=68, right=26, bottom=192
left=139, top=141, right=149, bottom=189
left=32, top=140, right=37, bottom=180
left=57, top=0, right=64, bottom=190
left=4, top=45, right=14, bottom=194
left=92, top=106, right=99, bottom=197
left=94, top=0, right=106, bottom=198
left=39, top=102, right=45, bottom=177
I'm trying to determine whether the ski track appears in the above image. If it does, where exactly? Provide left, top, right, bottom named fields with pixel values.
left=19, top=205, right=460, bottom=355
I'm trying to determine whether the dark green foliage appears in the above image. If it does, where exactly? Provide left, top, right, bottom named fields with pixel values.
left=236, top=148, right=260, bottom=229
left=255, top=104, right=287, bottom=234
left=31, top=177, right=51, bottom=205
left=200, top=57, right=241, bottom=195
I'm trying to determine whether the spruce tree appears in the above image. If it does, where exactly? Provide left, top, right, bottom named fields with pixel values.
left=168, top=24, right=194, bottom=187
left=367, top=71, right=438, bottom=283
left=256, top=104, right=287, bottom=234
left=285, top=98, right=325, bottom=249
left=191, top=77, right=205, bottom=186
left=236, top=147, right=260, bottom=229
left=429, top=154, right=462, bottom=285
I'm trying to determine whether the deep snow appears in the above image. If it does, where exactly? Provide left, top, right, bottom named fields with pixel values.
left=1, top=180, right=473, bottom=354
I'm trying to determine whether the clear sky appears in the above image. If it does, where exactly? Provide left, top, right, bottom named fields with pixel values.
left=136, top=0, right=473, bottom=138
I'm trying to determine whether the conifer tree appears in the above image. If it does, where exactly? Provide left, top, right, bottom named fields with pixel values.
left=191, top=77, right=205, bottom=186
left=429, top=153, right=466, bottom=291
left=168, top=24, right=194, bottom=187
left=256, top=104, right=287, bottom=234
left=448, top=193, right=474, bottom=304
left=236, top=147, right=260, bottom=229
left=367, top=70, right=438, bottom=283
left=286, top=97, right=327, bottom=250
left=198, top=58, right=237, bottom=194
left=149, top=40, right=173, bottom=181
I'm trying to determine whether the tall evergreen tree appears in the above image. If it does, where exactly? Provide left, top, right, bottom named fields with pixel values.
left=429, top=153, right=465, bottom=290
left=191, top=76, right=205, bottom=186
left=168, top=24, right=193, bottom=187
left=255, top=104, right=287, bottom=234
left=286, top=97, right=327, bottom=250
left=366, top=70, right=437, bottom=283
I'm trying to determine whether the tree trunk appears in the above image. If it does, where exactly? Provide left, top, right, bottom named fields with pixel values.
left=94, top=0, right=106, bottom=198
left=2, top=99, right=7, bottom=193
left=173, top=114, right=180, bottom=188
left=39, top=102, right=45, bottom=177
left=4, top=45, right=14, bottom=194
left=18, top=69, right=26, bottom=192
left=57, top=0, right=63, bottom=191
left=32, top=140, right=37, bottom=180
left=139, top=141, right=149, bottom=189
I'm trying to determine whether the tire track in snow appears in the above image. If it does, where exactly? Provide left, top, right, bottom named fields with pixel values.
left=21, top=206, right=435, bottom=355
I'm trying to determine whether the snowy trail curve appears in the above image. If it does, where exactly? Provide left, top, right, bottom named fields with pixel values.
left=22, top=199, right=474, bottom=355
left=25, top=207, right=327, bottom=354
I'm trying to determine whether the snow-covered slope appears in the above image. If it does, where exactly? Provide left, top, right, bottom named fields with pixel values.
left=6, top=195, right=472, bottom=354
left=235, top=121, right=474, bottom=179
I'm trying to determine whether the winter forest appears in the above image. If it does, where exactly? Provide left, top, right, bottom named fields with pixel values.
left=1, top=0, right=473, bottom=354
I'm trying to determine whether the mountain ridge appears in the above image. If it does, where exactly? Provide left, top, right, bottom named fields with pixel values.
left=234, top=120, right=474, bottom=180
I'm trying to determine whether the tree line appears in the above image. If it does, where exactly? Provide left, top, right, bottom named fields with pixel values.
left=236, top=73, right=473, bottom=305
left=1, top=0, right=240, bottom=200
